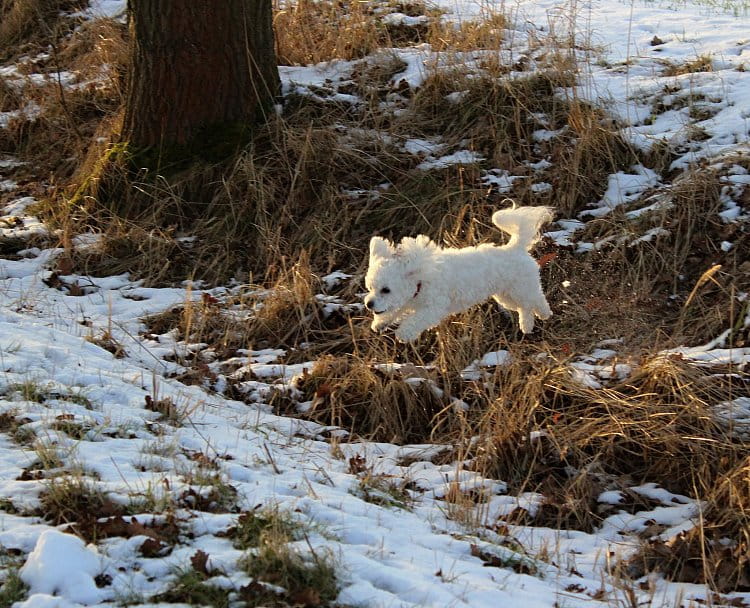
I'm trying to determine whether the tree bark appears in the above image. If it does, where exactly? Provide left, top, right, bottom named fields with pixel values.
left=121, top=0, right=279, bottom=163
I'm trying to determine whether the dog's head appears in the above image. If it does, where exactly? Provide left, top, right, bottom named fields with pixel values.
left=364, top=235, right=435, bottom=315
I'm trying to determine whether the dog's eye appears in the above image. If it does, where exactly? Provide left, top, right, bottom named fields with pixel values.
left=380, top=287, right=390, bottom=294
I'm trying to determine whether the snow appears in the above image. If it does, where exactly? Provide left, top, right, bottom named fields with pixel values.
left=431, top=0, right=750, bottom=172
left=381, top=12, right=430, bottom=27
left=483, top=168, right=525, bottom=192
left=321, top=271, right=352, bottom=289
left=390, top=46, right=431, bottom=88
left=0, top=102, right=41, bottom=129
left=461, top=350, right=511, bottom=380
left=19, top=530, right=103, bottom=605
left=714, top=397, right=750, bottom=438
left=530, top=181, right=552, bottom=193
left=82, top=0, right=126, bottom=18
left=545, top=219, right=586, bottom=248
left=666, top=342, right=750, bottom=365
left=0, top=0, right=749, bottom=606
left=403, top=137, right=445, bottom=156
left=582, top=167, right=661, bottom=218
left=416, top=149, right=484, bottom=170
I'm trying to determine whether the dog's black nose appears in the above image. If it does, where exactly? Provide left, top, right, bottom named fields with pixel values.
left=365, top=300, right=374, bottom=310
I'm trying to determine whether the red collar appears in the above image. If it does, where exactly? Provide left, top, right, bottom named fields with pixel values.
left=413, top=281, right=422, bottom=299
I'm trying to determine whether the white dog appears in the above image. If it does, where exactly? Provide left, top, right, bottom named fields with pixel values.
left=364, top=206, right=554, bottom=342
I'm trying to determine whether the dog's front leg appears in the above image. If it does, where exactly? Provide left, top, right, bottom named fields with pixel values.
left=394, top=308, right=445, bottom=343
left=371, top=309, right=399, bottom=333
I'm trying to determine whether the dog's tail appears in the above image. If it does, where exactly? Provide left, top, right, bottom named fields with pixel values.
left=491, top=205, right=554, bottom=251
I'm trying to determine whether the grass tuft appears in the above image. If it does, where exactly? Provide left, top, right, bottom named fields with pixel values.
left=281, top=354, right=462, bottom=443
left=40, top=476, right=125, bottom=539
left=154, top=568, right=231, bottom=608
left=353, top=473, right=413, bottom=509
left=227, top=507, right=304, bottom=550
left=240, top=543, right=339, bottom=607
left=626, top=456, right=750, bottom=592
left=0, top=569, right=28, bottom=608
left=226, top=506, right=340, bottom=606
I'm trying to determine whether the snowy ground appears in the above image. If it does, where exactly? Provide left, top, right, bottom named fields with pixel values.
left=0, top=0, right=749, bottom=606
left=0, top=237, right=743, bottom=606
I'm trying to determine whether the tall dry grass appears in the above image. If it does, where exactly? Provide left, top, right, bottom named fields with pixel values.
left=0, top=16, right=126, bottom=178
left=273, top=0, right=508, bottom=64
left=0, top=0, right=87, bottom=60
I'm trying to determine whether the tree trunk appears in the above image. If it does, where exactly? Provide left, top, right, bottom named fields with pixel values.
left=121, top=0, right=279, bottom=165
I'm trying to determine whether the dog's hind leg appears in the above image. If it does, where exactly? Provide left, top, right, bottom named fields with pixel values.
left=531, top=289, right=552, bottom=320
left=517, top=308, right=535, bottom=334
left=533, top=298, right=552, bottom=320
left=495, top=294, right=532, bottom=333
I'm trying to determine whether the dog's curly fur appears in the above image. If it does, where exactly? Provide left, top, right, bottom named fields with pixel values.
left=364, top=206, right=554, bottom=342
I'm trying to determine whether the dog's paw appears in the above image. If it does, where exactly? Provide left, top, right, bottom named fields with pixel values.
left=371, top=318, right=390, bottom=333
left=373, top=324, right=401, bottom=337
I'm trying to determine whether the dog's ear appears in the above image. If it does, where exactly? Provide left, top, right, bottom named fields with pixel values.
left=369, top=236, right=394, bottom=258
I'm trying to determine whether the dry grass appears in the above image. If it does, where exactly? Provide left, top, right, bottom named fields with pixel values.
left=58, top=116, right=410, bottom=282
left=539, top=249, right=670, bottom=353
left=408, top=69, right=570, bottom=157
left=2, top=0, right=749, bottom=595
left=278, top=354, right=461, bottom=443
left=0, top=84, right=115, bottom=175
left=241, top=256, right=360, bottom=354
left=662, top=54, right=713, bottom=76
left=66, top=222, right=199, bottom=286
left=0, top=0, right=87, bottom=61
left=551, top=102, right=640, bottom=217
left=12, top=0, right=629, bottom=288
left=40, top=476, right=124, bottom=536
left=626, top=456, right=750, bottom=592
left=274, top=0, right=385, bottom=64
left=403, top=71, right=637, bottom=217
left=564, top=167, right=749, bottom=346
left=427, top=13, right=507, bottom=51
left=58, top=17, right=128, bottom=86
left=60, top=68, right=608, bottom=285
left=274, top=0, right=507, bottom=65
left=457, top=353, right=740, bottom=522
left=0, top=15, right=126, bottom=178
left=142, top=258, right=359, bottom=365
left=0, top=76, right=20, bottom=112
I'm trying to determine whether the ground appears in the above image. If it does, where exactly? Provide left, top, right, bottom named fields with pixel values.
left=0, top=0, right=749, bottom=606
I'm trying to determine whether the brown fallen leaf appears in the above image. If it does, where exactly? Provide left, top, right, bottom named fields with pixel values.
left=56, top=255, right=74, bottom=275
left=537, top=252, right=558, bottom=268
left=289, top=587, right=322, bottom=607
left=348, top=454, right=367, bottom=475
left=565, top=584, right=586, bottom=593
left=66, top=283, right=84, bottom=297
left=139, top=537, right=170, bottom=558
left=191, top=550, right=210, bottom=577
